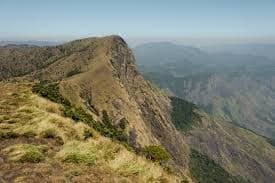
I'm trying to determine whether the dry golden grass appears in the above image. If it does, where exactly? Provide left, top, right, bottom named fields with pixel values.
left=0, top=82, right=178, bottom=182
left=56, top=137, right=176, bottom=182
left=3, top=144, right=47, bottom=163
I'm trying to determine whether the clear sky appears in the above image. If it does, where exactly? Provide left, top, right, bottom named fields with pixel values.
left=1, top=0, right=275, bottom=44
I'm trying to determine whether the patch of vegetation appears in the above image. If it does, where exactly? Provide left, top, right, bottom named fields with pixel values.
left=66, top=68, right=82, bottom=77
left=63, top=153, right=96, bottom=165
left=41, top=129, right=57, bottom=138
left=32, top=82, right=71, bottom=106
left=118, top=117, right=128, bottom=130
left=142, top=145, right=171, bottom=164
left=32, top=82, right=128, bottom=144
left=170, top=97, right=201, bottom=132
left=83, top=130, right=93, bottom=140
left=0, top=131, right=19, bottom=139
left=22, top=130, right=36, bottom=138
left=266, top=138, right=275, bottom=147
left=3, top=144, right=47, bottom=163
left=56, top=141, right=97, bottom=166
left=189, top=149, right=249, bottom=183
left=181, top=176, right=189, bottom=183
left=101, top=110, right=128, bottom=143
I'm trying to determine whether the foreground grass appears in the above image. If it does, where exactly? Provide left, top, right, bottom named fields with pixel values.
left=3, top=144, right=47, bottom=163
left=0, top=82, right=177, bottom=182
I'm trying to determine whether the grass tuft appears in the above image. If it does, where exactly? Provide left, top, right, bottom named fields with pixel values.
left=40, top=128, right=57, bottom=138
left=55, top=141, right=97, bottom=166
left=3, top=144, right=47, bottom=163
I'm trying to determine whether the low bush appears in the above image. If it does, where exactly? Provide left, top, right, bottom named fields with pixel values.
left=32, top=82, right=71, bottom=106
left=181, top=176, right=189, bottom=183
left=83, top=130, right=93, bottom=140
left=141, top=145, right=171, bottom=164
left=118, top=118, right=128, bottom=130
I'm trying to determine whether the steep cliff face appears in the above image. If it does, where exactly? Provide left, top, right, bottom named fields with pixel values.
left=29, top=36, right=189, bottom=168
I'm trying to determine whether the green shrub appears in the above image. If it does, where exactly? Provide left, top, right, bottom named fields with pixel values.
left=100, top=110, right=128, bottom=143
left=83, top=130, right=93, bottom=140
left=170, top=97, right=201, bottom=132
left=118, top=118, right=128, bottom=130
left=142, top=145, right=171, bottom=164
left=32, top=82, right=71, bottom=106
left=102, top=110, right=112, bottom=127
left=181, top=176, right=189, bottom=183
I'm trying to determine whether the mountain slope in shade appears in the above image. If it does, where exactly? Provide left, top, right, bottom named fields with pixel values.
left=0, top=36, right=275, bottom=182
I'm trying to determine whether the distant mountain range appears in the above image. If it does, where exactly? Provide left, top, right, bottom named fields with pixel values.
left=201, top=43, right=275, bottom=60
left=0, top=40, right=62, bottom=46
left=134, top=42, right=275, bottom=140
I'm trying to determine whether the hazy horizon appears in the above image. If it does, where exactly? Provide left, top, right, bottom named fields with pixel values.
left=1, top=0, right=275, bottom=46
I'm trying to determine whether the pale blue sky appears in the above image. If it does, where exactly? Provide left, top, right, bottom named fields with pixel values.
left=1, top=0, right=275, bottom=43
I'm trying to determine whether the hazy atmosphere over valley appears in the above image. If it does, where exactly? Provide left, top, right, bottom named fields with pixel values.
left=0, top=1, right=275, bottom=183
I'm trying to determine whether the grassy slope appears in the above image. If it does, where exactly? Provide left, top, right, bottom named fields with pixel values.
left=0, top=82, right=177, bottom=183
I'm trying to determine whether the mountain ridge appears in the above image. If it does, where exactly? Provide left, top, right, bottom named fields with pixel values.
left=1, top=36, right=275, bottom=182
